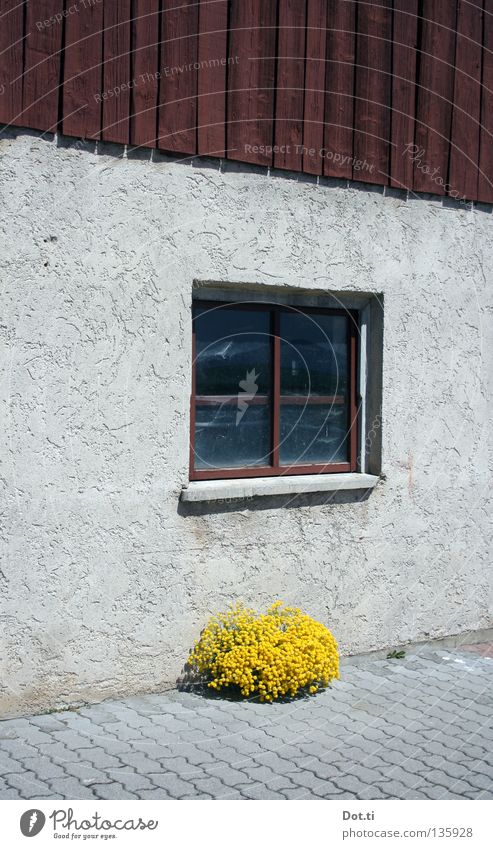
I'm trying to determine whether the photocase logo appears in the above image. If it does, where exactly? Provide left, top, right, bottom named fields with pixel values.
left=20, top=810, right=46, bottom=837
left=236, top=368, right=259, bottom=424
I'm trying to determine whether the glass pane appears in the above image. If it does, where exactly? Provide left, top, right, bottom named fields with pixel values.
left=280, top=311, right=347, bottom=397
left=194, top=306, right=271, bottom=396
left=194, top=403, right=271, bottom=470
left=279, top=403, right=348, bottom=465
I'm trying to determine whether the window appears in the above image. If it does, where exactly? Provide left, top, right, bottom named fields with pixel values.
left=190, top=300, right=359, bottom=480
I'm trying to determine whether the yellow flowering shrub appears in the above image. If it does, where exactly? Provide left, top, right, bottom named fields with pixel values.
left=188, top=602, right=339, bottom=702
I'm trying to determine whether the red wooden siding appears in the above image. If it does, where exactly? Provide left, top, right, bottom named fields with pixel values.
left=131, top=0, right=160, bottom=149
left=324, top=0, right=356, bottom=179
left=354, top=0, right=393, bottom=185
left=413, top=0, right=457, bottom=195
left=227, top=0, right=277, bottom=166
left=478, top=0, right=493, bottom=202
left=0, top=0, right=24, bottom=126
left=158, top=0, right=198, bottom=154
left=22, top=1, right=64, bottom=132
left=447, top=0, right=482, bottom=200
left=302, top=0, right=327, bottom=175
left=0, top=0, right=491, bottom=204
left=274, top=0, right=307, bottom=171
left=197, top=0, right=228, bottom=157
left=102, top=1, right=131, bottom=145
left=63, top=1, right=104, bottom=139
left=390, top=0, right=419, bottom=190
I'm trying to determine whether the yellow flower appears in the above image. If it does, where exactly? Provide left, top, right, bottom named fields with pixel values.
left=187, top=602, right=339, bottom=702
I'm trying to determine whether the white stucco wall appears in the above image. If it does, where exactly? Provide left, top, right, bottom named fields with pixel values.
left=1, top=129, right=492, bottom=718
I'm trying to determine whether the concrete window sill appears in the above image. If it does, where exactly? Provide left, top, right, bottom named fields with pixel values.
left=181, top=473, right=379, bottom=503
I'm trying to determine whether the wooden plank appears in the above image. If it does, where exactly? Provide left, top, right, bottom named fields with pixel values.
left=63, top=0, right=103, bottom=139
left=303, top=0, right=327, bottom=175
left=274, top=0, right=306, bottom=171
left=102, top=0, right=131, bottom=144
left=353, top=0, right=392, bottom=185
left=197, top=0, right=228, bottom=157
left=390, top=0, right=419, bottom=190
left=323, top=0, right=356, bottom=179
left=448, top=0, right=482, bottom=200
left=478, top=0, right=493, bottom=202
left=158, top=0, right=198, bottom=155
left=22, top=0, right=64, bottom=132
left=227, top=0, right=277, bottom=166
left=413, top=0, right=457, bottom=195
left=131, top=0, right=159, bottom=148
left=0, top=0, right=24, bottom=126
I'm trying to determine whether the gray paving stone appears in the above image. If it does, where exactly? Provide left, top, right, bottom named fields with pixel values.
left=63, top=760, right=112, bottom=784
left=90, top=782, right=137, bottom=800
left=0, top=754, right=25, bottom=774
left=22, top=757, right=67, bottom=781
left=6, top=771, right=48, bottom=796
left=205, top=763, right=248, bottom=787
left=1, top=645, right=492, bottom=801
left=46, top=777, right=99, bottom=798
left=137, top=788, right=173, bottom=799
left=84, top=747, right=123, bottom=770
left=107, top=768, right=155, bottom=792
left=236, top=782, right=286, bottom=800
left=148, top=772, right=195, bottom=798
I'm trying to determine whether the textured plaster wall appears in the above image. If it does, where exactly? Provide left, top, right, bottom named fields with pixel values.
left=1, top=130, right=492, bottom=718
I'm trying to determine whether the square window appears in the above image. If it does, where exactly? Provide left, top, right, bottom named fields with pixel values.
left=190, top=300, right=359, bottom=479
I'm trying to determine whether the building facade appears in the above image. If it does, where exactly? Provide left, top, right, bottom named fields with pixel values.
left=1, top=1, right=492, bottom=717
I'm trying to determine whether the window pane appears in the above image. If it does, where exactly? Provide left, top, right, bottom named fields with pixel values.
left=194, top=306, right=271, bottom=395
left=280, top=311, right=347, bottom=396
left=194, top=402, right=271, bottom=470
left=279, top=403, right=348, bottom=465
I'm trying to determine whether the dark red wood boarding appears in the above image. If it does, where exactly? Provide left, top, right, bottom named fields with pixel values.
left=324, top=0, right=356, bottom=179
left=390, top=0, right=419, bottom=190
left=22, top=0, right=64, bottom=132
left=227, top=0, right=277, bottom=166
left=448, top=0, right=482, bottom=200
left=102, top=0, right=131, bottom=144
left=478, top=0, right=493, bottom=202
left=158, top=0, right=198, bottom=155
left=274, top=0, right=306, bottom=171
left=413, top=0, right=457, bottom=195
left=0, top=0, right=24, bottom=126
left=63, top=0, right=104, bottom=139
left=0, top=0, right=492, bottom=204
left=130, top=0, right=160, bottom=148
left=353, top=0, right=392, bottom=185
left=197, top=0, right=228, bottom=157
left=303, top=0, right=327, bottom=175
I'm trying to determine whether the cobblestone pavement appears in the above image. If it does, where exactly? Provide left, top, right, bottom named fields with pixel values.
left=1, top=645, right=492, bottom=801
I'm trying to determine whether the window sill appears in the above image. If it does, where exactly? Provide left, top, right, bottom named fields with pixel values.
left=181, top=472, right=379, bottom=503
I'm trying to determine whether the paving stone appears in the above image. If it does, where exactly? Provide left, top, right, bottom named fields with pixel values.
left=205, top=763, right=247, bottom=787
left=235, top=782, right=286, bottom=800
left=0, top=788, right=22, bottom=799
left=326, top=773, right=373, bottom=797
left=46, top=777, right=99, bottom=798
left=107, top=768, right=155, bottom=792
left=90, top=782, right=137, bottom=800
left=1, top=646, right=492, bottom=801
left=22, top=757, right=67, bottom=781
left=84, top=747, right=123, bottom=770
left=148, top=772, right=195, bottom=798
left=6, top=771, right=48, bottom=796
left=63, top=761, right=112, bottom=784
left=0, top=754, right=25, bottom=774
left=137, top=788, right=173, bottom=799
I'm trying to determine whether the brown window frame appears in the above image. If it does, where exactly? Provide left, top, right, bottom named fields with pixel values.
left=190, top=300, right=359, bottom=481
